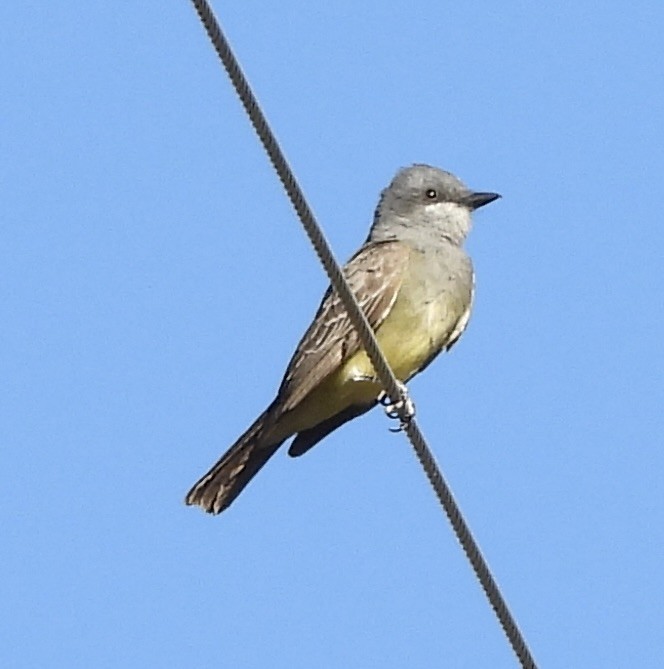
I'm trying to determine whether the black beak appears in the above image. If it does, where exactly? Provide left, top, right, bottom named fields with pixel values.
left=466, top=191, right=501, bottom=211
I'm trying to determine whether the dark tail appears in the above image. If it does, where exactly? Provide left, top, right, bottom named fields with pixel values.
left=185, top=409, right=284, bottom=514
left=287, top=401, right=375, bottom=457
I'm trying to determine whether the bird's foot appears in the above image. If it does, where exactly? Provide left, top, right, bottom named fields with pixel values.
left=378, top=381, right=415, bottom=432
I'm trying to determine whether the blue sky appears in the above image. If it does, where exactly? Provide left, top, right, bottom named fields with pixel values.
left=2, top=2, right=663, bottom=667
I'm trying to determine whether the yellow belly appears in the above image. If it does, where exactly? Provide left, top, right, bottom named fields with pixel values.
left=274, top=282, right=463, bottom=438
left=343, top=296, right=443, bottom=382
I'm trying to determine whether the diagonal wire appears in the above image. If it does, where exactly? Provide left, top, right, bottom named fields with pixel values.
left=187, top=2, right=538, bottom=667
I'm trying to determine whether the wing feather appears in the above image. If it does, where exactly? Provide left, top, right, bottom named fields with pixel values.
left=276, top=240, right=410, bottom=412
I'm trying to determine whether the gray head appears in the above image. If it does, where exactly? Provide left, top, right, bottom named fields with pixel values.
left=369, top=164, right=500, bottom=248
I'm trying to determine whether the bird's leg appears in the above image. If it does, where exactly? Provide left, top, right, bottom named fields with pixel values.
left=378, top=381, right=415, bottom=431
left=350, top=373, right=415, bottom=430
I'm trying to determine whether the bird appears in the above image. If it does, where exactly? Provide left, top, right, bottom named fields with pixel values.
left=185, top=164, right=500, bottom=514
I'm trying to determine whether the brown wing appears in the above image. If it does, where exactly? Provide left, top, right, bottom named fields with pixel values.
left=276, top=240, right=410, bottom=413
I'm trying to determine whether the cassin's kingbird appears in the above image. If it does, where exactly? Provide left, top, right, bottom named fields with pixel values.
left=186, top=164, right=499, bottom=514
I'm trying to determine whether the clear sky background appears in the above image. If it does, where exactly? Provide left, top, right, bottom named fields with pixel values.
left=2, top=2, right=663, bottom=667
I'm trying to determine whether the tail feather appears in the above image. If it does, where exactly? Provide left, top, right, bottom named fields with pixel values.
left=185, top=409, right=284, bottom=514
left=288, top=402, right=375, bottom=457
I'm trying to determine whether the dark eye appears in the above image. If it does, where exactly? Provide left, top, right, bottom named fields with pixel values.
left=425, top=189, right=437, bottom=199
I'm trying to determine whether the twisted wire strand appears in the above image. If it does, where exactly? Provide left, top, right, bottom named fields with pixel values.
left=188, top=2, right=537, bottom=667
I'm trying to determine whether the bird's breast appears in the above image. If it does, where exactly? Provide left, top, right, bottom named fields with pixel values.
left=345, top=248, right=474, bottom=383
